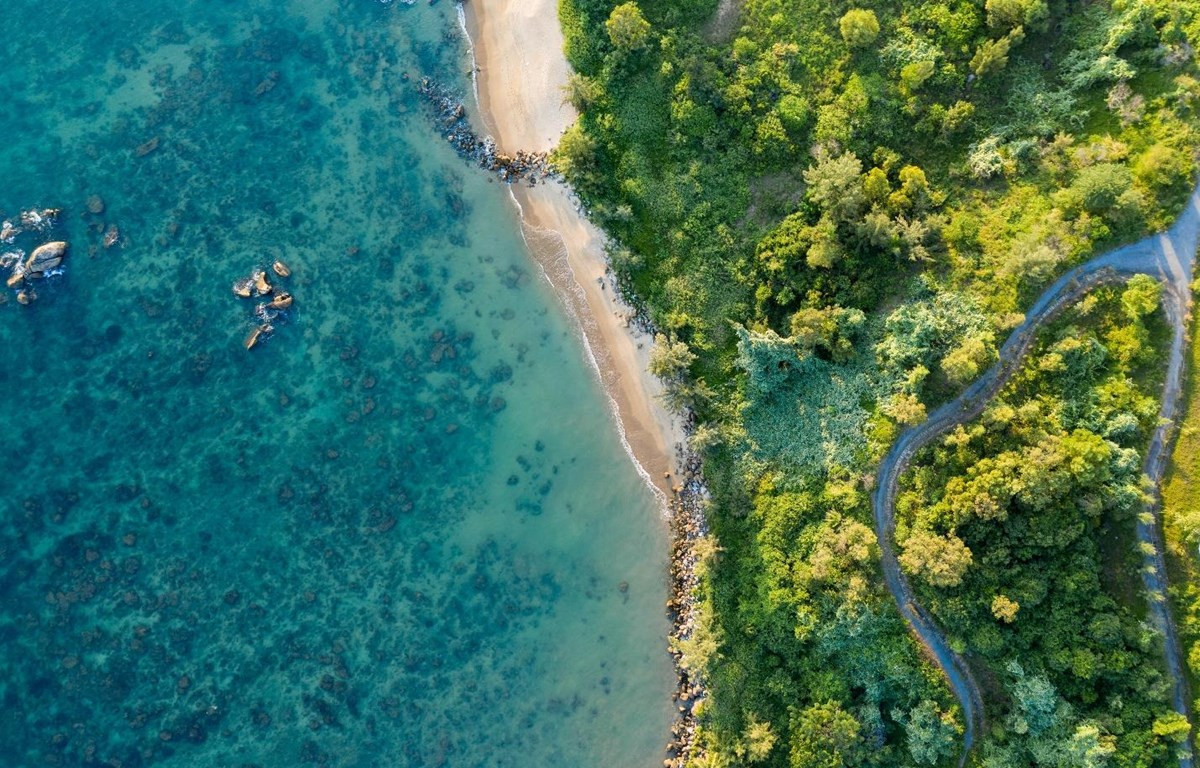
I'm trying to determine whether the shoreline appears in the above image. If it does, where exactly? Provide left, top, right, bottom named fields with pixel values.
left=454, top=2, right=709, bottom=765
left=456, top=0, right=684, bottom=501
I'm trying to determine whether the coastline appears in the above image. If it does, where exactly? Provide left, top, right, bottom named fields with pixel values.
left=456, top=0, right=684, bottom=500
left=454, top=3, right=710, bottom=764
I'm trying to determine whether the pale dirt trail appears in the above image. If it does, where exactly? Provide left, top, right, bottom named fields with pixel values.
left=873, top=184, right=1200, bottom=767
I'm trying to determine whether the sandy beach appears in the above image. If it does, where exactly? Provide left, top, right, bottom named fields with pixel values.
left=459, top=0, right=685, bottom=499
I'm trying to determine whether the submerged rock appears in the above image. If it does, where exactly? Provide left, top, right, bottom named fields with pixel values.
left=244, top=323, right=273, bottom=350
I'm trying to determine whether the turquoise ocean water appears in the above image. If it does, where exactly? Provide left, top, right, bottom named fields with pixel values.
left=0, top=2, right=674, bottom=765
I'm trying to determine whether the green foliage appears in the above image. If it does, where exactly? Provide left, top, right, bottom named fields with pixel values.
left=554, top=0, right=1200, bottom=759
left=739, top=715, right=778, bottom=763
left=803, top=152, right=865, bottom=223
left=838, top=9, right=879, bottom=48
left=789, top=701, right=861, bottom=768
left=985, top=0, right=1047, bottom=31
left=1073, top=163, right=1134, bottom=215
left=550, top=122, right=598, bottom=180
left=606, top=2, right=652, bottom=51
left=1151, top=711, right=1191, bottom=742
left=1122, top=274, right=1162, bottom=319
left=895, top=288, right=1176, bottom=765
left=898, top=530, right=972, bottom=587
left=940, top=331, right=995, bottom=386
left=649, top=332, right=698, bottom=379
left=970, top=28, right=1024, bottom=79
left=897, top=700, right=961, bottom=765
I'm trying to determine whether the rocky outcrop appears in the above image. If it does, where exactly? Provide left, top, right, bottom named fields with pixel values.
left=26, top=241, right=68, bottom=274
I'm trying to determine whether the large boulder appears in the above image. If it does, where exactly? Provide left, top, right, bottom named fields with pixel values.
left=25, top=241, right=68, bottom=274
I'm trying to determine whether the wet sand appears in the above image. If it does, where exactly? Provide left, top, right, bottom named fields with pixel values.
left=459, top=0, right=684, bottom=499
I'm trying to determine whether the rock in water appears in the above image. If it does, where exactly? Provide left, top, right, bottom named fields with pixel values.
left=25, top=241, right=68, bottom=273
left=269, top=292, right=292, bottom=309
left=244, top=324, right=272, bottom=350
left=232, top=277, right=253, bottom=298
left=253, top=270, right=271, bottom=295
left=272, top=260, right=291, bottom=278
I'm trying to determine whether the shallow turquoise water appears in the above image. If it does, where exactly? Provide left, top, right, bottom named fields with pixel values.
left=0, top=2, right=674, bottom=765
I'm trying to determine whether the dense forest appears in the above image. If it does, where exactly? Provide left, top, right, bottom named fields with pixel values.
left=550, top=0, right=1200, bottom=762
left=896, top=281, right=1183, bottom=765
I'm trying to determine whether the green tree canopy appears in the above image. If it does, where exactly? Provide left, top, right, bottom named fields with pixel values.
left=605, top=2, right=651, bottom=51
left=900, top=700, right=961, bottom=765
left=789, top=701, right=862, bottom=768
left=839, top=9, right=880, bottom=48
left=1121, top=274, right=1162, bottom=318
left=1073, top=163, right=1134, bottom=213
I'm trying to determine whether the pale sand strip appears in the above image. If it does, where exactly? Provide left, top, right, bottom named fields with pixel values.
left=459, top=0, right=684, bottom=499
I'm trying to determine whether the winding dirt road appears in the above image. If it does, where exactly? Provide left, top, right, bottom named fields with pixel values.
left=872, top=184, right=1200, bottom=767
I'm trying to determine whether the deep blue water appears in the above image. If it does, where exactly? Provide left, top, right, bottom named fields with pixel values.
left=0, top=2, right=674, bottom=766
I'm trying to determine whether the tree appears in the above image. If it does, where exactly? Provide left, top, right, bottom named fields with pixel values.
left=1073, top=163, right=1133, bottom=214
left=991, top=594, right=1020, bottom=623
left=803, top=152, right=864, bottom=222
left=1066, top=724, right=1117, bottom=767
left=739, top=715, right=777, bottom=763
left=606, top=2, right=651, bottom=51
left=941, top=332, right=993, bottom=386
left=1121, top=274, right=1161, bottom=318
left=754, top=111, right=793, bottom=161
left=1152, top=712, right=1191, bottom=742
left=790, top=701, right=861, bottom=768
left=1007, top=662, right=1060, bottom=736
left=778, top=94, right=810, bottom=132
left=986, top=0, right=1047, bottom=31
left=790, top=305, right=865, bottom=362
left=648, top=333, right=696, bottom=380
left=899, top=531, right=972, bottom=587
left=900, top=60, right=936, bottom=93
left=884, top=391, right=928, bottom=425
left=971, top=29, right=1023, bottom=78
left=864, top=167, right=891, bottom=203
left=807, top=216, right=845, bottom=269
left=839, top=9, right=880, bottom=48
left=551, top=122, right=597, bottom=181
left=900, top=700, right=960, bottom=765
left=562, top=72, right=601, bottom=110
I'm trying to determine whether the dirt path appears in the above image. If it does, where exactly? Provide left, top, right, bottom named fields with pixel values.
left=872, top=184, right=1200, bottom=767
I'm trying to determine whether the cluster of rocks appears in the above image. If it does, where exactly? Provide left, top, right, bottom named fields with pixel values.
left=231, top=260, right=294, bottom=349
left=84, top=194, right=123, bottom=252
left=596, top=255, right=712, bottom=766
left=2, top=208, right=67, bottom=306
left=664, top=429, right=709, bottom=768
left=416, top=76, right=552, bottom=185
